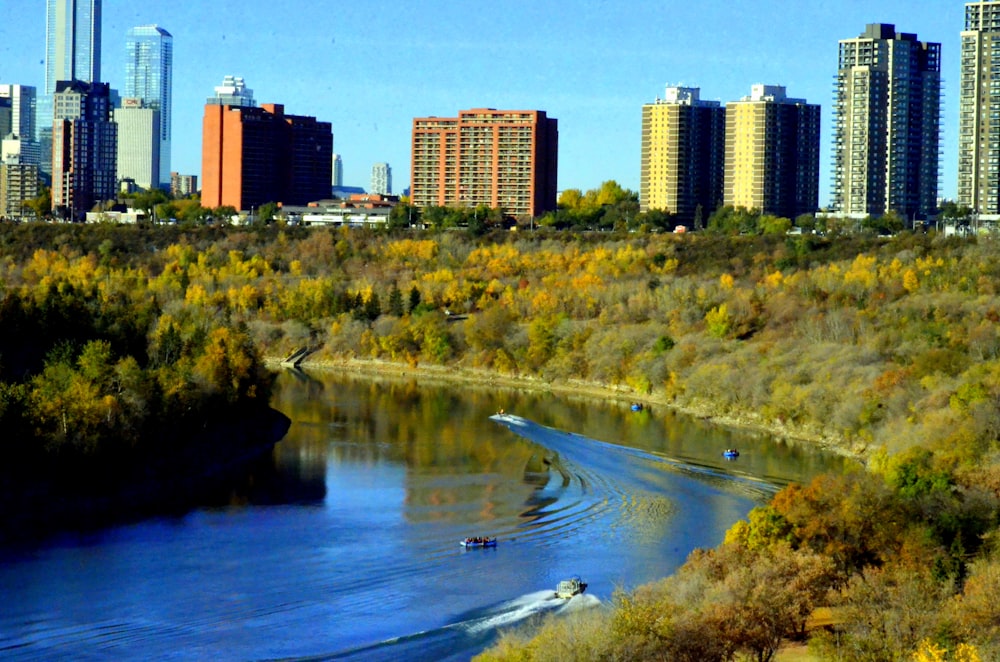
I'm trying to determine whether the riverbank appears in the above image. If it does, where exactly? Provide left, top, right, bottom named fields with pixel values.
left=266, top=356, right=866, bottom=463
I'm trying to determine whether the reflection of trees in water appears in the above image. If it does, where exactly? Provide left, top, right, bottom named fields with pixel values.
left=266, top=370, right=849, bottom=534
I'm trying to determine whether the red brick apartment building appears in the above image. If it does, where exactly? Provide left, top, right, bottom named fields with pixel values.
left=411, top=108, right=558, bottom=219
left=202, top=103, right=332, bottom=211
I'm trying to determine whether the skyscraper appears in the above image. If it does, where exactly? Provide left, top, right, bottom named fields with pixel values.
left=42, top=0, right=102, bottom=174
left=202, top=101, right=332, bottom=211
left=960, top=1, right=1000, bottom=213
left=640, top=86, right=725, bottom=222
left=833, top=23, right=941, bottom=220
left=125, top=25, right=172, bottom=188
left=371, top=162, right=392, bottom=195
left=51, top=80, right=117, bottom=221
left=0, top=85, right=38, bottom=143
left=332, top=154, right=343, bottom=187
left=411, top=108, right=558, bottom=218
left=724, top=85, right=820, bottom=219
left=115, top=98, right=160, bottom=190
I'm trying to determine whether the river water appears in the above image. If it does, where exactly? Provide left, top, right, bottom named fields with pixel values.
left=0, top=369, right=851, bottom=661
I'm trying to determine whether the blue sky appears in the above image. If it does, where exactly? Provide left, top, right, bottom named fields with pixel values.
left=0, top=1, right=963, bottom=205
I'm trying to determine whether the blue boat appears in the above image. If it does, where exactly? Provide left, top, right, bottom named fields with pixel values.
left=460, top=537, right=497, bottom=548
left=723, top=449, right=740, bottom=458
left=630, top=402, right=644, bottom=412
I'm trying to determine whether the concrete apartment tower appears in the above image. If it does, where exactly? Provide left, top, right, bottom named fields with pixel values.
left=125, top=25, right=172, bottom=189
left=960, top=1, right=1000, bottom=214
left=724, top=85, right=820, bottom=219
left=640, top=86, right=725, bottom=223
left=411, top=108, right=558, bottom=218
left=51, top=80, right=117, bottom=221
left=114, top=98, right=160, bottom=190
left=833, top=23, right=941, bottom=221
left=42, top=0, right=102, bottom=175
left=370, top=162, right=391, bottom=195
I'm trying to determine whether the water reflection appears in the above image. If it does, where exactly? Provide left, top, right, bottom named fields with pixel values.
left=0, top=368, right=853, bottom=662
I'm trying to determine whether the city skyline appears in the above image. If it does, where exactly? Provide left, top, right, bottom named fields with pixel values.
left=0, top=2, right=971, bottom=205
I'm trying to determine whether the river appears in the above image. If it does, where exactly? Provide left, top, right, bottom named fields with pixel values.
left=0, top=369, right=851, bottom=661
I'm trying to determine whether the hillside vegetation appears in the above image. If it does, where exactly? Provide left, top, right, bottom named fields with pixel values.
left=3, top=222, right=1000, bottom=657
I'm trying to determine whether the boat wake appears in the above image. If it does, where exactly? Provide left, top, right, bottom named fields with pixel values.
left=319, top=589, right=600, bottom=661
left=491, top=412, right=777, bottom=501
left=488, top=412, right=777, bottom=554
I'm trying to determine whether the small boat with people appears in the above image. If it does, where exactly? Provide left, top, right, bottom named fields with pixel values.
left=723, top=448, right=740, bottom=458
left=630, top=402, right=644, bottom=412
left=460, top=536, right=497, bottom=548
left=555, top=575, right=588, bottom=598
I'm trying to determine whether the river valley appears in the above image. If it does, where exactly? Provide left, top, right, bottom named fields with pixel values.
left=0, top=369, right=851, bottom=661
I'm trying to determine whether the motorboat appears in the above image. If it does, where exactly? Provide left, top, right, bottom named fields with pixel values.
left=555, top=575, right=587, bottom=598
left=460, top=537, right=497, bottom=548
left=723, top=449, right=740, bottom=458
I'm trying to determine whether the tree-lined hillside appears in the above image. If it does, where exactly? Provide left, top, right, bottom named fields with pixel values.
left=4, top=221, right=1000, bottom=655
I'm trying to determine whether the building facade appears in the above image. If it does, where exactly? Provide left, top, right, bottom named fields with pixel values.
left=42, top=0, right=102, bottom=174
left=114, top=98, right=160, bottom=190
left=640, top=86, right=725, bottom=222
left=833, top=23, right=941, bottom=220
left=170, top=171, right=197, bottom=197
left=370, top=162, right=391, bottom=195
left=2, top=134, right=42, bottom=171
left=0, top=84, right=38, bottom=146
left=1, top=132, right=40, bottom=220
left=202, top=102, right=332, bottom=211
left=724, top=85, right=820, bottom=219
left=960, top=1, right=1000, bottom=213
left=51, top=80, right=117, bottom=220
left=125, top=25, right=172, bottom=188
left=411, top=108, right=558, bottom=218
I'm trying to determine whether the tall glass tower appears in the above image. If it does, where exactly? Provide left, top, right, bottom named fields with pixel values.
left=41, top=0, right=102, bottom=173
left=125, top=25, right=172, bottom=188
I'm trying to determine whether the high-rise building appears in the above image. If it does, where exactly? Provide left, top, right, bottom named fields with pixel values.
left=42, top=0, right=102, bottom=175
left=0, top=85, right=38, bottom=144
left=332, top=153, right=343, bottom=187
left=51, top=80, right=117, bottom=221
left=0, top=162, right=39, bottom=221
left=1, top=134, right=42, bottom=168
left=125, top=25, right=172, bottom=189
left=206, top=76, right=256, bottom=108
left=640, top=86, right=725, bottom=222
left=1, top=134, right=40, bottom=220
left=202, top=101, right=332, bottom=211
left=371, top=162, right=391, bottom=195
left=170, top=171, right=197, bottom=197
left=960, top=1, right=1000, bottom=213
left=0, top=97, right=11, bottom=139
left=411, top=108, right=558, bottom=218
left=114, top=98, right=160, bottom=190
left=833, top=24, right=941, bottom=220
left=724, top=85, right=820, bottom=219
